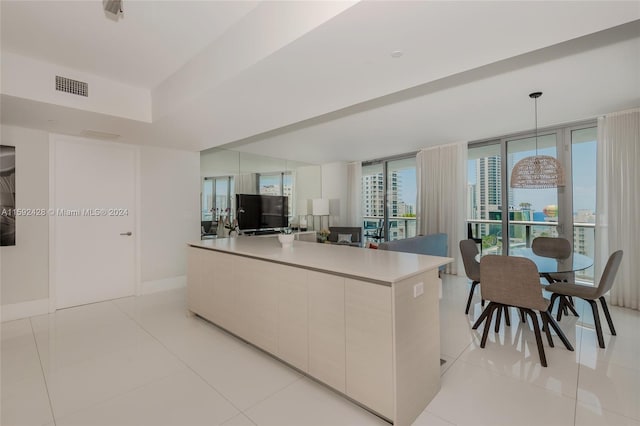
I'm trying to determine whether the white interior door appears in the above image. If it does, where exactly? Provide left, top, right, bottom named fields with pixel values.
left=53, top=137, right=136, bottom=309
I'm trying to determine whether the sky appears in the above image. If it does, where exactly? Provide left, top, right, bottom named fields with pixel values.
left=397, top=168, right=416, bottom=204
left=467, top=139, right=597, bottom=213
left=367, top=136, right=596, bottom=213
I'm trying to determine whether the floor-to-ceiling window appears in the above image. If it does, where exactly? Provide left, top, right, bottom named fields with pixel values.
left=467, top=142, right=502, bottom=252
left=467, top=121, right=597, bottom=283
left=506, top=132, right=559, bottom=250
left=362, top=155, right=416, bottom=244
left=569, top=126, right=597, bottom=281
left=201, top=176, right=234, bottom=222
left=258, top=172, right=293, bottom=220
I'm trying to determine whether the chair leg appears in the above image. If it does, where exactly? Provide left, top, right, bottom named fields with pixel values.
left=472, top=303, right=494, bottom=330
left=504, top=306, right=511, bottom=327
left=549, top=293, right=559, bottom=313
left=543, top=311, right=574, bottom=351
left=519, top=308, right=526, bottom=323
left=556, top=297, right=565, bottom=322
left=494, top=305, right=503, bottom=333
left=525, top=309, right=547, bottom=367
left=599, top=296, right=617, bottom=336
left=481, top=303, right=497, bottom=348
left=587, top=300, right=605, bottom=348
left=465, top=281, right=479, bottom=314
left=565, top=297, right=580, bottom=317
left=540, top=311, right=554, bottom=347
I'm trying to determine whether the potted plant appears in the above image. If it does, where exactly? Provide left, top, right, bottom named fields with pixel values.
left=317, top=229, right=330, bottom=243
left=278, top=228, right=294, bottom=247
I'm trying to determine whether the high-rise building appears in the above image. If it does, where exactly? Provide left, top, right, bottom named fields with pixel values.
left=398, top=201, right=414, bottom=216
left=362, top=171, right=400, bottom=217
left=362, top=173, right=384, bottom=217
left=260, top=184, right=280, bottom=195
left=475, top=156, right=501, bottom=240
left=475, top=156, right=501, bottom=220
left=362, top=170, right=415, bottom=241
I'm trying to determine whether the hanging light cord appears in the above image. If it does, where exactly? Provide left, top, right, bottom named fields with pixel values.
left=534, top=95, right=538, bottom=155
left=530, top=91, right=542, bottom=156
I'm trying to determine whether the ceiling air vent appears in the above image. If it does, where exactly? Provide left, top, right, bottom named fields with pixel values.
left=80, top=129, right=120, bottom=140
left=55, top=76, right=88, bottom=97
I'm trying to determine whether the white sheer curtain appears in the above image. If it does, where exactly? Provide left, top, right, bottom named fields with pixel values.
left=235, top=173, right=257, bottom=194
left=416, top=142, right=467, bottom=274
left=596, top=108, right=640, bottom=309
left=346, top=162, right=362, bottom=227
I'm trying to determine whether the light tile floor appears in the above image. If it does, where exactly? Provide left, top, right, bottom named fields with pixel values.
left=2, top=274, right=639, bottom=426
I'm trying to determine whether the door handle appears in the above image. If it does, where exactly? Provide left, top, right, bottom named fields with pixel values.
left=120, top=232, right=132, bottom=236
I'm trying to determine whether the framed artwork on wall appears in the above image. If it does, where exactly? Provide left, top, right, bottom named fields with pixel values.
left=1, top=145, right=16, bottom=246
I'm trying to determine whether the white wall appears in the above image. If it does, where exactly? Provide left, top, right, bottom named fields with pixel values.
left=200, top=149, right=240, bottom=178
left=294, top=165, right=322, bottom=216
left=140, top=146, right=200, bottom=291
left=0, top=125, right=200, bottom=319
left=0, top=125, right=50, bottom=306
left=1, top=52, right=151, bottom=122
left=200, top=149, right=310, bottom=178
left=321, top=162, right=348, bottom=227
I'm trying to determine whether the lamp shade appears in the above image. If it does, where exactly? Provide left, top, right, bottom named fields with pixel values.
left=509, top=91, right=566, bottom=189
left=510, top=155, right=565, bottom=188
left=311, top=198, right=330, bottom=216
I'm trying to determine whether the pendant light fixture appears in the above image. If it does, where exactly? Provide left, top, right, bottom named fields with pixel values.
left=510, top=92, right=565, bottom=188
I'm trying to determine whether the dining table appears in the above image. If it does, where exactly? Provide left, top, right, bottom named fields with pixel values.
left=509, top=248, right=593, bottom=274
left=472, top=248, right=593, bottom=328
left=475, top=248, right=593, bottom=274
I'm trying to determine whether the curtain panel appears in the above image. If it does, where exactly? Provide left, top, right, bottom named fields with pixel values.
left=346, top=162, right=362, bottom=227
left=416, top=142, right=467, bottom=274
left=596, top=108, right=640, bottom=309
left=235, top=173, right=257, bottom=195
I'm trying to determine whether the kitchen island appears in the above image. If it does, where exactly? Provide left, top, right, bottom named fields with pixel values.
left=187, top=237, right=452, bottom=425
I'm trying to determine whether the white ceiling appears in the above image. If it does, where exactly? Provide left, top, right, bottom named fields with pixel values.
left=1, top=1, right=639, bottom=164
left=0, top=0, right=260, bottom=88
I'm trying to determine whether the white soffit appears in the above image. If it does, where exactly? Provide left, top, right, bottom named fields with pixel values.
left=231, top=27, right=640, bottom=164
left=154, top=1, right=640, bottom=152
left=152, top=0, right=360, bottom=119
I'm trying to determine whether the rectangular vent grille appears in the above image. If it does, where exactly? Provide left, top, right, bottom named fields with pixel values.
left=55, top=76, right=88, bottom=97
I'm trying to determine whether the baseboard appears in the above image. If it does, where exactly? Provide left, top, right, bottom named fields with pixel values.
left=1, top=298, right=49, bottom=322
left=139, top=275, right=186, bottom=295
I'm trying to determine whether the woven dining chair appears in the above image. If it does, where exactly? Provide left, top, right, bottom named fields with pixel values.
left=532, top=236, right=580, bottom=318
left=478, top=255, right=574, bottom=367
left=532, top=237, right=574, bottom=283
left=548, top=250, right=623, bottom=349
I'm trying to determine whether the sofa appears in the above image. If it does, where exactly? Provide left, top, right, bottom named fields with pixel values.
left=327, top=226, right=362, bottom=247
left=378, top=233, right=448, bottom=272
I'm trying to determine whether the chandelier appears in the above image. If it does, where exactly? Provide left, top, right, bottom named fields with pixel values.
left=510, top=92, right=565, bottom=188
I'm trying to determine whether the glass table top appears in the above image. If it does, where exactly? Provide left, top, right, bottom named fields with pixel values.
left=477, top=248, right=593, bottom=274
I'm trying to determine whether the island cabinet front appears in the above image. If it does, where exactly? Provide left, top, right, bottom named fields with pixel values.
left=187, top=244, right=440, bottom=425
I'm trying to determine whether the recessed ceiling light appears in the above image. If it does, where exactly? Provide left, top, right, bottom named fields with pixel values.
left=390, top=50, right=403, bottom=58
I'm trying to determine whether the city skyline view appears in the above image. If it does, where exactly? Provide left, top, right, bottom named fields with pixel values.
left=467, top=138, right=597, bottom=214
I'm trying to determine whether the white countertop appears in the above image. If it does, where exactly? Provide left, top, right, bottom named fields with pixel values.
left=189, top=236, right=452, bottom=285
